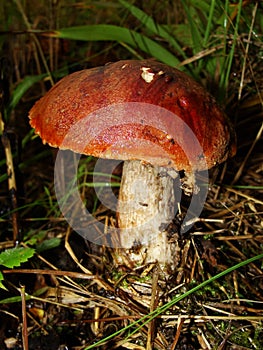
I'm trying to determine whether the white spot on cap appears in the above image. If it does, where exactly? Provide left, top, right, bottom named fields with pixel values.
left=141, top=67, right=155, bottom=83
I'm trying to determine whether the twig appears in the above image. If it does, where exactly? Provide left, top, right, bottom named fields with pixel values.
left=2, top=268, right=96, bottom=279
left=146, top=267, right=159, bottom=350
left=170, top=316, right=185, bottom=350
left=232, top=121, right=263, bottom=185
left=13, top=0, right=54, bottom=87
left=238, top=2, right=258, bottom=101
left=0, top=114, right=19, bottom=243
left=224, top=186, right=263, bottom=206
left=178, top=44, right=224, bottom=66
left=20, top=285, right=29, bottom=350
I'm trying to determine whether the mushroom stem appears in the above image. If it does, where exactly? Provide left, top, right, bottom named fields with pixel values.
left=117, top=160, right=180, bottom=270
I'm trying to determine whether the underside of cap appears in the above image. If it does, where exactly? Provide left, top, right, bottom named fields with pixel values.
left=29, top=59, right=236, bottom=172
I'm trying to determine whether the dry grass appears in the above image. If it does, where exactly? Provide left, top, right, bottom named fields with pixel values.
left=0, top=1, right=262, bottom=349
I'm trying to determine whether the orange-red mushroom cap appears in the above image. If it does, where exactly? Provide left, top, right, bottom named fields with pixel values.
left=29, top=60, right=236, bottom=172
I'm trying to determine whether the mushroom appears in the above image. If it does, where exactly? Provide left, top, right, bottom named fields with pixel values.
left=29, top=60, right=236, bottom=271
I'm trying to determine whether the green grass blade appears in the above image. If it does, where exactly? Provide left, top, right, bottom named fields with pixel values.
left=203, top=0, right=216, bottom=48
left=119, top=0, right=187, bottom=60
left=84, top=252, right=263, bottom=349
left=181, top=0, right=204, bottom=55
left=0, top=295, right=31, bottom=303
left=219, top=0, right=243, bottom=96
left=8, top=74, right=46, bottom=114
left=52, top=24, right=180, bottom=67
left=190, top=0, right=212, bottom=13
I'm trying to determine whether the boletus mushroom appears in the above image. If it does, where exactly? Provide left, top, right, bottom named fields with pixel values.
left=29, top=60, right=236, bottom=271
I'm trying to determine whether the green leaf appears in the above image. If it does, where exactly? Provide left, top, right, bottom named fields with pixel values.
left=24, top=230, right=47, bottom=246
left=0, top=247, right=35, bottom=268
left=0, top=271, right=7, bottom=290
left=36, top=237, right=61, bottom=253
left=52, top=24, right=179, bottom=67
left=8, top=74, right=46, bottom=114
